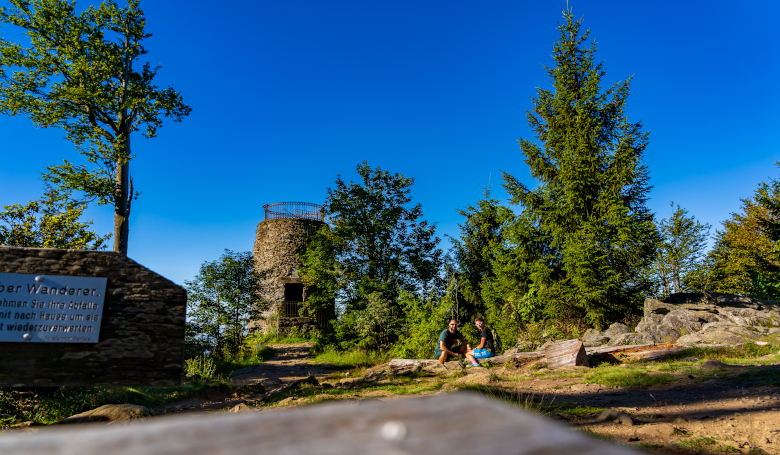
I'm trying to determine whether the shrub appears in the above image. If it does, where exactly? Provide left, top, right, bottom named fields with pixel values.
left=185, top=355, right=217, bottom=380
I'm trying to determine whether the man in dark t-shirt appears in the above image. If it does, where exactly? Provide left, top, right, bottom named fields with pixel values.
left=434, top=319, right=477, bottom=364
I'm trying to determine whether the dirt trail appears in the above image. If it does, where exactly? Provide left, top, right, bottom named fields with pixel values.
left=155, top=345, right=780, bottom=453
left=155, top=342, right=334, bottom=415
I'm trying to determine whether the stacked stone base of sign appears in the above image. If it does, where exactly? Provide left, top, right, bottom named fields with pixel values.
left=581, top=292, right=780, bottom=348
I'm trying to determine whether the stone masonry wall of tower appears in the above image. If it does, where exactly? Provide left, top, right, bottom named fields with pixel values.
left=252, top=218, right=325, bottom=330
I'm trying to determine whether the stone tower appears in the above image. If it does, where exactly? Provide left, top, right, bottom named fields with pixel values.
left=252, top=202, right=326, bottom=333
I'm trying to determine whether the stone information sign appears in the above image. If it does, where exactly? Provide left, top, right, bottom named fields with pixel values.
left=0, top=273, right=107, bottom=343
left=0, top=246, right=186, bottom=386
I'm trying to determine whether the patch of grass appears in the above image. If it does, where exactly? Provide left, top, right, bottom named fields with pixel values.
left=313, top=346, right=388, bottom=368
left=676, top=436, right=740, bottom=453
left=652, top=361, right=701, bottom=375
left=0, top=342, right=276, bottom=426
left=214, top=345, right=275, bottom=376
left=256, top=324, right=319, bottom=345
left=730, top=365, right=780, bottom=387
left=667, top=342, right=779, bottom=363
left=0, top=380, right=222, bottom=425
left=527, top=369, right=582, bottom=380
left=549, top=402, right=604, bottom=416
left=453, top=384, right=557, bottom=414
left=584, top=365, right=676, bottom=388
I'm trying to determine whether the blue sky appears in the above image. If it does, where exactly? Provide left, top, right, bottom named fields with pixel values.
left=1, top=1, right=778, bottom=286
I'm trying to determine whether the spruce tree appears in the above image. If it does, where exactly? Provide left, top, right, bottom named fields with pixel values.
left=649, top=203, right=712, bottom=298
left=449, top=186, right=513, bottom=324
left=499, top=8, right=658, bottom=326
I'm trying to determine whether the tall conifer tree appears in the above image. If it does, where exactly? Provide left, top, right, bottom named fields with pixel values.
left=449, top=186, right=512, bottom=323
left=499, top=7, right=658, bottom=326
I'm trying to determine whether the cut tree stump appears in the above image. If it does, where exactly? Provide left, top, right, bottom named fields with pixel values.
left=545, top=339, right=589, bottom=369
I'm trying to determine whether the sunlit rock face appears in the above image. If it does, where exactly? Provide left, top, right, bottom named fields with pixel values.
left=584, top=292, right=780, bottom=347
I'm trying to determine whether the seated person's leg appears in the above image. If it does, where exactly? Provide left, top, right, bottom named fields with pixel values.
left=472, top=348, right=495, bottom=359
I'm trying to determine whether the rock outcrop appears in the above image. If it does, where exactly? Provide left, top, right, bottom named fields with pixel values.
left=55, top=404, right=152, bottom=424
left=583, top=292, right=780, bottom=347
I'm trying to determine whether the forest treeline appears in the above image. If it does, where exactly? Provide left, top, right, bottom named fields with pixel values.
left=180, top=11, right=780, bottom=359
left=1, top=5, right=778, bottom=361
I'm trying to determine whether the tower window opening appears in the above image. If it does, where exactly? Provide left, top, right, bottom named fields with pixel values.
left=284, top=283, right=304, bottom=302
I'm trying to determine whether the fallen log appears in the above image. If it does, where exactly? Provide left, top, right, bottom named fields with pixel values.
left=389, top=352, right=545, bottom=371
left=545, top=339, right=589, bottom=369
left=388, top=359, right=439, bottom=375
left=587, top=344, right=684, bottom=362
left=479, top=352, right=545, bottom=366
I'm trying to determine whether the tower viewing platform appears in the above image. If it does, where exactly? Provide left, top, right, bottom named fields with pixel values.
left=263, top=202, right=323, bottom=222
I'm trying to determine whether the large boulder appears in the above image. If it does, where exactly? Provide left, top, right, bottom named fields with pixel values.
left=645, top=326, right=681, bottom=344
left=717, top=307, right=780, bottom=327
left=581, top=329, right=608, bottom=347
left=603, top=323, right=630, bottom=340
left=661, top=309, right=706, bottom=333
left=643, top=298, right=679, bottom=325
left=637, top=292, right=780, bottom=347
left=676, top=322, right=765, bottom=345
left=607, top=332, right=655, bottom=346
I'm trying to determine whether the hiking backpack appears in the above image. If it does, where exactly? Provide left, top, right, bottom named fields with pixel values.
left=491, top=328, right=503, bottom=353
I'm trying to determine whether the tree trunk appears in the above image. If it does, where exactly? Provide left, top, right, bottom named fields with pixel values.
left=113, top=138, right=131, bottom=255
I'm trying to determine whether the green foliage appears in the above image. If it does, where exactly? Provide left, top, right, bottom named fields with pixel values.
left=516, top=320, right=585, bottom=351
left=184, top=355, right=216, bottom=380
left=351, top=292, right=405, bottom=350
left=749, top=165, right=780, bottom=299
left=495, top=7, right=658, bottom=326
left=313, top=346, right=388, bottom=368
left=0, top=0, right=191, bottom=253
left=706, top=164, right=780, bottom=296
left=649, top=202, right=712, bottom=298
left=448, top=187, right=520, bottom=340
left=449, top=187, right=513, bottom=319
left=185, top=250, right=266, bottom=360
left=297, top=226, right=338, bottom=317
left=389, top=291, right=456, bottom=358
left=677, top=437, right=740, bottom=454
left=300, top=162, right=443, bottom=348
left=0, top=186, right=110, bottom=249
left=259, top=325, right=318, bottom=345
